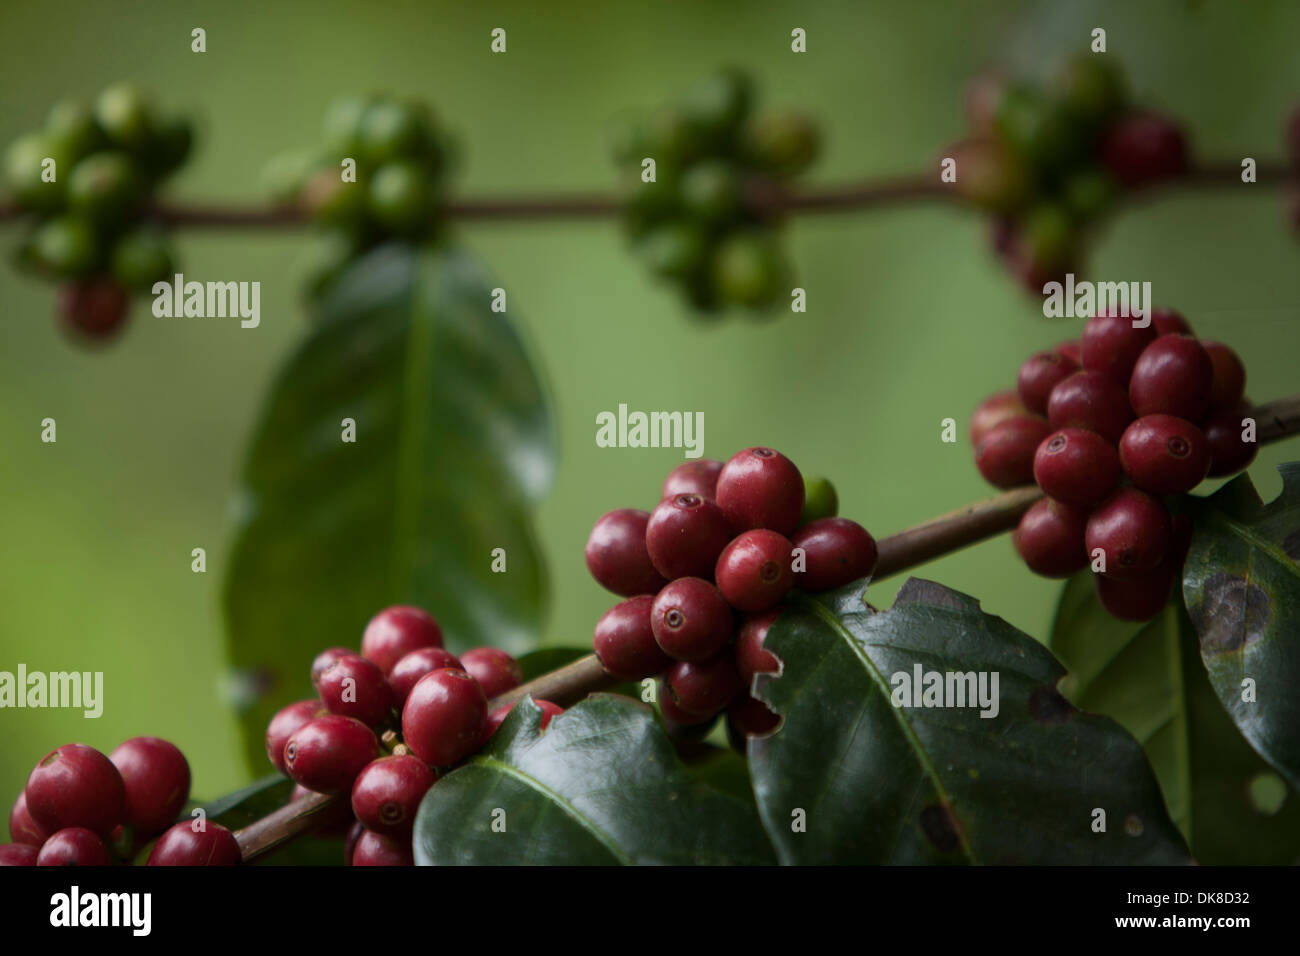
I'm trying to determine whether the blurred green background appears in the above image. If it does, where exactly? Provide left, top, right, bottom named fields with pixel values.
left=2, top=0, right=1298, bottom=803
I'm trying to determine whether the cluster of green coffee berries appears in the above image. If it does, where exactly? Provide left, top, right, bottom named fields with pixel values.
left=948, top=54, right=1188, bottom=291
left=612, top=68, right=820, bottom=316
left=264, top=95, right=455, bottom=293
left=4, top=83, right=191, bottom=342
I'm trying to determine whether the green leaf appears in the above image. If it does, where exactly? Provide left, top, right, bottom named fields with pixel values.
left=1051, top=570, right=1300, bottom=864
left=750, top=578, right=1189, bottom=865
left=223, top=243, right=555, bottom=771
left=515, top=647, right=589, bottom=682
left=187, top=774, right=345, bottom=866
left=1183, top=463, right=1300, bottom=789
left=413, top=695, right=776, bottom=865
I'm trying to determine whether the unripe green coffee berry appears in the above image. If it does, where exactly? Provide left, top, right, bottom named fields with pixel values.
left=1063, top=168, right=1117, bottom=220
left=94, top=83, right=155, bottom=152
left=683, top=67, right=753, bottom=140
left=1055, top=55, right=1127, bottom=130
left=681, top=160, right=742, bottom=222
left=646, top=108, right=703, bottom=166
left=641, top=222, right=707, bottom=280
left=111, top=229, right=175, bottom=291
left=800, top=476, right=839, bottom=524
left=1021, top=202, right=1074, bottom=269
left=323, top=95, right=372, bottom=156
left=949, top=137, right=1031, bottom=213
left=712, top=233, right=788, bottom=308
left=995, top=86, right=1080, bottom=175
left=359, top=98, right=433, bottom=165
left=262, top=147, right=328, bottom=206
left=302, top=168, right=367, bottom=227
left=145, top=119, right=194, bottom=178
left=46, top=101, right=105, bottom=162
left=746, top=110, right=820, bottom=177
left=5, top=133, right=72, bottom=212
left=368, top=160, right=435, bottom=234
left=67, top=152, right=142, bottom=224
left=32, top=215, right=101, bottom=277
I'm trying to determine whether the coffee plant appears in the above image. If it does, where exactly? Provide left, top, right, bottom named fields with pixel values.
left=2, top=49, right=1299, bottom=873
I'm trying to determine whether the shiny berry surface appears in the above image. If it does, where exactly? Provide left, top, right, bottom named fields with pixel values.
left=715, top=529, right=796, bottom=613
left=593, top=594, right=672, bottom=680
left=1032, top=428, right=1121, bottom=506
left=361, top=605, right=443, bottom=674
left=650, top=577, right=733, bottom=661
left=585, top=508, right=668, bottom=596
left=715, top=447, right=805, bottom=536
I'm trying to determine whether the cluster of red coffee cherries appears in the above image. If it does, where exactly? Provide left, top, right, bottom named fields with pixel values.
left=586, top=447, right=878, bottom=741
left=970, top=307, right=1256, bottom=620
left=3, top=737, right=211, bottom=866
left=267, top=605, right=560, bottom=866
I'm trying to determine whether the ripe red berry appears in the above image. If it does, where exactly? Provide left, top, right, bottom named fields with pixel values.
left=25, top=744, right=125, bottom=837
left=1013, top=498, right=1090, bottom=578
left=1046, top=370, right=1134, bottom=444
left=284, top=715, right=382, bottom=793
left=1151, top=307, right=1192, bottom=337
left=1119, top=414, right=1210, bottom=495
left=1032, top=428, right=1121, bottom=505
left=401, top=668, right=487, bottom=766
left=57, top=277, right=130, bottom=342
left=361, top=605, right=443, bottom=674
left=266, top=700, right=324, bottom=774
left=1080, top=312, right=1158, bottom=384
left=311, top=647, right=355, bottom=689
left=318, top=654, right=395, bottom=727
left=715, top=447, right=805, bottom=536
left=662, top=459, right=724, bottom=500
left=1202, top=341, right=1246, bottom=410
left=1095, top=563, right=1179, bottom=621
left=593, top=594, right=672, bottom=680
left=585, top=508, right=669, bottom=596
left=734, top=610, right=781, bottom=689
left=1016, top=350, right=1079, bottom=414
left=108, top=737, right=191, bottom=835
left=715, top=529, right=796, bottom=613
left=1203, top=405, right=1259, bottom=476
left=458, top=647, right=523, bottom=699
left=665, top=655, right=742, bottom=717
left=351, top=829, right=413, bottom=866
left=388, top=647, right=463, bottom=706
left=646, top=493, right=734, bottom=579
left=1129, top=334, right=1214, bottom=421
left=1099, top=111, right=1188, bottom=187
left=0, top=844, right=39, bottom=866
left=790, top=517, right=878, bottom=591
left=344, top=820, right=364, bottom=865
left=969, top=390, right=1029, bottom=446
left=147, top=821, right=241, bottom=866
left=728, top=694, right=781, bottom=738
left=1055, top=340, right=1082, bottom=364
left=9, top=792, right=49, bottom=847
left=658, top=683, right=716, bottom=728
left=650, top=577, right=733, bottom=661
left=36, top=828, right=111, bottom=867
left=351, top=755, right=437, bottom=837
left=975, top=416, right=1051, bottom=488
left=1086, top=488, right=1172, bottom=578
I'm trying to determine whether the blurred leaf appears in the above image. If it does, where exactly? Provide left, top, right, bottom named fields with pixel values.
left=413, top=695, right=775, bottom=865
left=750, top=578, right=1189, bottom=864
left=1051, top=570, right=1300, bottom=864
left=515, top=646, right=588, bottom=682
left=223, top=242, right=554, bottom=771
left=1182, top=464, right=1300, bottom=789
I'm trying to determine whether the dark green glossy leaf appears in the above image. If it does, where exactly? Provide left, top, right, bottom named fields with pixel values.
left=1183, top=463, right=1300, bottom=789
left=750, top=578, right=1189, bottom=865
left=1051, top=571, right=1300, bottom=864
left=223, top=243, right=554, bottom=770
left=413, top=695, right=775, bottom=865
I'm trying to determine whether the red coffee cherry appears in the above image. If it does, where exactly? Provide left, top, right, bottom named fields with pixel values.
left=1099, top=111, right=1188, bottom=187
left=361, top=605, right=443, bottom=674
left=1086, top=488, right=1172, bottom=578
left=585, top=508, right=668, bottom=597
left=351, top=829, right=413, bottom=866
left=57, top=277, right=130, bottom=342
left=975, top=416, right=1051, bottom=488
left=351, top=755, right=437, bottom=837
left=727, top=694, right=780, bottom=738
left=650, top=577, right=733, bottom=661
left=9, top=792, right=49, bottom=847
left=1016, top=350, right=1079, bottom=415
left=593, top=594, right=672, bottom=680
left=1080, top=312, right=1158, bottom=384
left=388, top=647, right=464, bottom=707
left=1119, top=414, right=1210, bottom=495
left=1203, top=404, right=1259, bottom=477
left=266, top=700, right=324, bottom=774
left=790, top=517, right=878, bottom=591
left=662, top=459, right=724, bottom=500
left=1013, top=498, right=1090, bottom=578
left=36, top=828, right=111, bottom=867
left=1046, top=370, right=1134, bottom=444
left=1032, top=428, right=1121, bottom=506
left=1095, top=563, right=1179, bottom=622
left=284, top=715, right=382, bottom=793
left=646, top=493, right=734, bottom=579
left=319, top=654, right=395, bottom=727
left=1128, top=334, right=1214, bottom=421
left=1055, top=340, right=1081, bottom=364
left=734, top=610, right=781, bottom=689
left=658, top=683, right=717, bottom=728
left=969, top=390, right=1029, bottom=447
left=715, top=529, right=796, bottom=613
left=401, top=668, right=487, bottom=767
left=1202, top=341, right=1246, bottom=410
left=311, top=647, right=355, bottom=689
left=665, top=654, right=743, bottom=717
left=25, top=744, right=125, bottom=837
left=147, top=821, right=241, bottom=866
left=1151, top=307, right=1192, bottom=337
left=715, top=447, right=805, bottom=536
left=0, top=844, right=39, bottom=866
left=484, top=698, right=563, bottom=740
left=459, top=647, right=523, bottom=700
left=344, top=820, right=364, bottom=865
left=108, top=736, right=191, bottom=835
